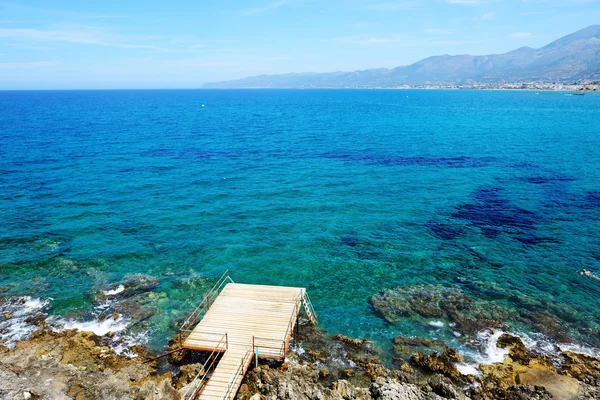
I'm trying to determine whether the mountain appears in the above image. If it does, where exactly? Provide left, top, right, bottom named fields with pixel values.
left=203, top=25, right=600, bottom=88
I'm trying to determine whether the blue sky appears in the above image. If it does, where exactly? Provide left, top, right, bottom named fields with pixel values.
left=0, top=0, right=598, bottom=89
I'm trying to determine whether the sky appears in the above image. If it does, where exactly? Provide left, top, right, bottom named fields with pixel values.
left=0, top=0, right=598, bottom=89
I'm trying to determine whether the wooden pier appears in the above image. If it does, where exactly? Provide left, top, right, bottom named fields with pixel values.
left=178, top=271, right=317, bottom=400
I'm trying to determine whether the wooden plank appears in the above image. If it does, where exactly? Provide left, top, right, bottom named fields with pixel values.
left=182, top=283, right=305, bottom=400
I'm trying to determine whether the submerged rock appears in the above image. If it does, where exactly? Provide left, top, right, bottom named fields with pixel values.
left=393, top=336, right=447, bottom=360
left=369, top=283, right=580, bottom=347
left=95, top=274, right=160, bottom=303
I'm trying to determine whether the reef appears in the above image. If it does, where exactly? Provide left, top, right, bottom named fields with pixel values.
left=369, top=283, right=583, bottom=344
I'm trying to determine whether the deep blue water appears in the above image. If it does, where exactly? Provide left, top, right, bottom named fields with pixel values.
left=1, top=89, right=599, bottom=357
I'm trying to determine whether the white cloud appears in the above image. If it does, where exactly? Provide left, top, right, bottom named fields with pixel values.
left=481, top=12, right=495, bottom=20
left=0, top=26, right=168, bottom=50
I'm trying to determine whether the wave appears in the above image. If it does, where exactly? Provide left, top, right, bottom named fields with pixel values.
left=0, top=295, right=148, bottom=357
left=0, top=296, right=49, bottom=348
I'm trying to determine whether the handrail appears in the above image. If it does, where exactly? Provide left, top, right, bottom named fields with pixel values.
left=220, top=340, right=254, bottom=400
left=253, top=336, right=286, bottom=359
left=178, top=330, right=229, bottom=349
left=302, top=291, right=318, bottom=324
left=281, top=301, right=300, bottom=360
left=183, top=332, right=228, bottom=400
left=179, top=270, right=233, bottom=346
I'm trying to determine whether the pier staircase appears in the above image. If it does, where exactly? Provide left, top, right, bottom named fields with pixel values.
left=178, top=271, right=318, bottom=400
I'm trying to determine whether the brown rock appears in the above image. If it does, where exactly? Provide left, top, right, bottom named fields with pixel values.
left=333, top=334, right=370, bottom=349
left=410, top=347, right=463, bottom=380
left=176, top=363, right=204, bottom=389
left=496, top=334, right=530, bottom=365
left=341, top=368, right=354, bottom=378
left=307, top=349, right=329, bottom=362
left=393, top=335, right=446, bottom=360
left=519, top=367, right=579, bottom=400
left=560, top=351, right=600, bottom=386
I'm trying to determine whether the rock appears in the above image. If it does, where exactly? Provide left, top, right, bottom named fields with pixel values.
left=176, top=363, right=204, bottom=389
left=96, top=274, right=160, bottom=303
left=393, top=336, right=447, bottom=360
left=453, top=318, right=509, bottom=336
left=370, top=378, right=428, bottom=400
left=518, top=367, right=579, bottom=400
left=332, top=379, right=371, bottom=399
left=504, top=384, right=553, bottom=400
left=3, top=313, right=12, bottom=320
left=560, top=351, right=600, bottom=386
left=496, top=334, right=530, bottom=365
left=334, top=334, right=372, bottom=351
left=341, top=368, right=354, bottom=378
left=410, top=347, right=463, bottom=381
left=479, top=361, right=526, bottom=391
left=22, top=391, right=31, bottom=399
left=428, top=375, right=459, bottom=399
left=308, top=349, right=330, bottom=362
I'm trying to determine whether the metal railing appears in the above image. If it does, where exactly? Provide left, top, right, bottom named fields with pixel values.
left=219, top=340, right=254, bottom=400
left=302, top=291, right=318, bottom=325
left=183, top=332, right=228, bottom=400
left=179, top=270, right=234, bottom=347
left=253, top=336, right=286, bottom=360
left=282, top=301, right=300, bottom=360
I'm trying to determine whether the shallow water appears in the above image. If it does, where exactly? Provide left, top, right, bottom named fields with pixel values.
left=1, top=89, right=599, bottom=357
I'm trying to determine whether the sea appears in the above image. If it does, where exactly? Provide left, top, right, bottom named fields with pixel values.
left=1, top=89, right=599, bottom=365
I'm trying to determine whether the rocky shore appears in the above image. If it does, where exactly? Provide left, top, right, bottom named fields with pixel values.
left=2, top=277, right=600, bottom=399
left=2, top=316, right=600, bottom=400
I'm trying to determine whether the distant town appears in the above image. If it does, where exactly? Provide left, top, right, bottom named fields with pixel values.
left=388, top=81, right=600, bottom=91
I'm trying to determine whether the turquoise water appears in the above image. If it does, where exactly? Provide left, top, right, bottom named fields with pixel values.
left=1, top=89, right=599, bottom=355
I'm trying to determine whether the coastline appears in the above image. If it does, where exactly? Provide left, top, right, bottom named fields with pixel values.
left=2, top=315, right=600, bottom=399
left=3, top=275, right=600, bottom=399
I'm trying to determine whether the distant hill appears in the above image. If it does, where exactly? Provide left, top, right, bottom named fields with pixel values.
left=203, top=25, right=600, bottom=88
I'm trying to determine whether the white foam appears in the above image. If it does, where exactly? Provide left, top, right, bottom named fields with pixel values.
left=475, top=330, right=509, bottom=364
left=55, top=316, right=129, bottom=336
left=428, top=320, right=445, bottom=328
left=514, top=331, right=558, bottom=357
left=456, top=362, right=482, bottom=376
left=103, top=285, right=125, bottom=296
left=50, top=314, right=146, bottom=358
left=558, top=343, right=600, bottom=358
left=290, top=342, right=306, bottom=355
left=0, top=296, right=50, bottom=348
left=111, top=329, right=150, bottom=357
left=458, top=329, right=509, bottom=366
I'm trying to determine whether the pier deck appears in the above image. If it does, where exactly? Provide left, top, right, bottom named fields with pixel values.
left=179, top=274, right=317, bottom=400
